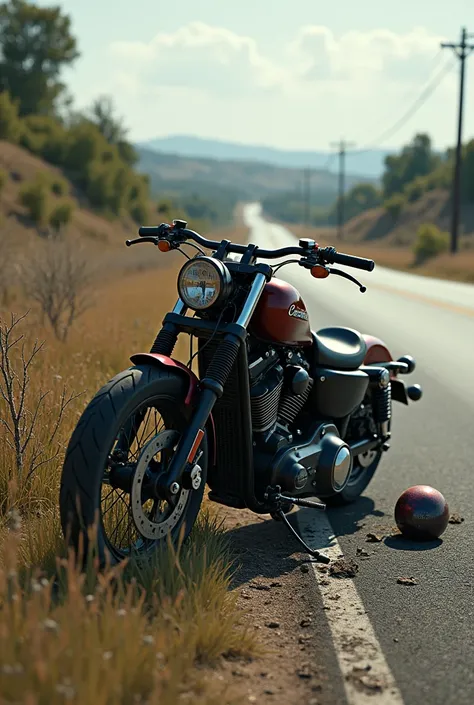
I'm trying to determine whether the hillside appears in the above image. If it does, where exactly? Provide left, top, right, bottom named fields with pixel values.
left=0, top=141, right=134, bottom=246
left=338, top=189, right=474, bottom=246
left=139, top=134, right=391, bottom=178
left=136, top=145, right=378, bottom=208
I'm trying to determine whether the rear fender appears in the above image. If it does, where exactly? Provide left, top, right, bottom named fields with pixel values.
left=130, top=353, right=217, bottom=466
left=362, top=334, right=393, bottom=365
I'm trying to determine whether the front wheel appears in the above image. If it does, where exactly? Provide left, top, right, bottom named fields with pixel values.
left=59, top=365, right=207, bottom=567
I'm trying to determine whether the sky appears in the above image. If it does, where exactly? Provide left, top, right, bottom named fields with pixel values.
left=37, top=0, right=474, bottom=152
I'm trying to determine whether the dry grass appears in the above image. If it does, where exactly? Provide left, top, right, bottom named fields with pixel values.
left=291, top=224, right=474, bottom=284
left=0, top=224, right=256, bottom=704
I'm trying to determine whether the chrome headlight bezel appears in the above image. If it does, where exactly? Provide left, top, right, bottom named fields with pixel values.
left=177, top=256, right=232, bottom=311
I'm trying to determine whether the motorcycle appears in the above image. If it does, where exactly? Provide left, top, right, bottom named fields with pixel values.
left=59, top=219, right=423, bottom=565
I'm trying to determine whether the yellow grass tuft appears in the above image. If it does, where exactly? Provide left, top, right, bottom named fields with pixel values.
left=0, top=225, right=256, bottom=704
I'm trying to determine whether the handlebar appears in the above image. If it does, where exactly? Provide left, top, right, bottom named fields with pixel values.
left=136, top=223, right=375, bottom=272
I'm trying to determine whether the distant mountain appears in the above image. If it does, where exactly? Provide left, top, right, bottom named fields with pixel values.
left=138, top=135, right=393, bottom=179
left=136, top=146, right=379, bottom=211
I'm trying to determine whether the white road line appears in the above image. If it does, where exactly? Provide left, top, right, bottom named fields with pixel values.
left=297, top=509, right=405, bottom=705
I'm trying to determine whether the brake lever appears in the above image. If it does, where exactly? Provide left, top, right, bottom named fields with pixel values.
left=328, top=267, right=367, bottom=293
left=125, top=236, right=159, bottom=247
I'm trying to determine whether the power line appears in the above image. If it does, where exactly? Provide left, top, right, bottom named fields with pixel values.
left=348, top=57, right=456, bottom=155
left=352, top=48, right=445, bottom=145
left=441, top=27, right=474, bottom=254
left=330, top=139, right=356, bottom=241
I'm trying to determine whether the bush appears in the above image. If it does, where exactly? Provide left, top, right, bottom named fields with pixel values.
left=50, top=175, right=69, bottom=196
left=19, top=115, right=68, bottom=165
left=19, top=178, right=50, bottom=226
left=404, top=177, right=425, bottom=203
left=63, top=121, right=110, bottom=179
left=413, top=224, right=450, bottom=265
left=49, top=200, right=75, bottom=234
left=0, top=168, right=7, bottom=194
left=384, top=193, right=405, bottom=221
left=0, top=91, right=22, bottom=142
left=130, top=199, right=149, bottom=225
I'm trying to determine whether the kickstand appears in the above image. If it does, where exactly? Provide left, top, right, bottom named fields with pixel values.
left=276, top=509, right=330, bottom=564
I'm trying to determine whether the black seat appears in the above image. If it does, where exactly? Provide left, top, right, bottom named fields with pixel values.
left=312, top=327, right=367, bottom=371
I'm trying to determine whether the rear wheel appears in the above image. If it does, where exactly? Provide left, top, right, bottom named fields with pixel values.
left=59, top=365, right=207, bottom=567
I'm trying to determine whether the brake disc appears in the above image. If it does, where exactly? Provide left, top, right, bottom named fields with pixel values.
left=130, top=429, right=190, bottom=540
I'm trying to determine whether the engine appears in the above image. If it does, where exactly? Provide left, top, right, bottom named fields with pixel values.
left=249, top=344, right=353, bottom=498
left=248, top=345, right=312, bottom=437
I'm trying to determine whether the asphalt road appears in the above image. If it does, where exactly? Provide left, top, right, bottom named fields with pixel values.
left=243, top=203, right=474, bottom=705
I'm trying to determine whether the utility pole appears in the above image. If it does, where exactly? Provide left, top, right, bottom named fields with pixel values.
left=303, top=168, right=311, bottom=227
left=441, top=27, right=474, bottom=254
left=330, top=139, right=355, bottom=241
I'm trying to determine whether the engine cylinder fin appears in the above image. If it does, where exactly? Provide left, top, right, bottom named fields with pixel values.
left=278, top=378, right=313, bottom=426
left=251, top=378, right=284, bottom=432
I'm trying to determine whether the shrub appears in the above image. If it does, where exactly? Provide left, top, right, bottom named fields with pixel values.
left=50, top=175, right=69, bottom=196
left=49, top=200, right=75, bottom=234
left=63, top=121, right=109, bottom=178
left=130, top=199, right=149, bottom=225
left=0, top=91, right=22, bottom=142
left=384, top=193, right=405, bottom=221
left=404, top=177, right=425, bottom=203
left=19, top=115, right=68, bottom=164
left=19, top=178, right=50, bottom=226
left=0, top=168, right=7, bottom=194
left=413, top=223, right=450, bottom=265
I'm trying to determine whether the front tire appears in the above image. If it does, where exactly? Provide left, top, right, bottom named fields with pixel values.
left=59, top=364, right=207, bottom=567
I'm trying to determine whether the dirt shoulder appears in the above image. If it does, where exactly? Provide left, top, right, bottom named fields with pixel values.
left=210, top=505, right=345, bottom=705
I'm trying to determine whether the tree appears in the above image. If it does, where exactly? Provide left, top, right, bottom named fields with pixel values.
left=0, top=0, right=79, bottom=116
left=382, top=134, right=440, bottom=198
left=331, top=183, right=382, bottom=223
left=87, top=95, right=138, bottom=165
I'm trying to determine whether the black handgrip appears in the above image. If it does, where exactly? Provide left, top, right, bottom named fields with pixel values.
left=139, top=226, right=161, bottom=236
left=330, top=251, right=375, bottom=272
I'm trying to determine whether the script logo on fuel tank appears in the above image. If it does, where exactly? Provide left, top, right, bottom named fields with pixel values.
left=288, top=304, right=309, bottom=321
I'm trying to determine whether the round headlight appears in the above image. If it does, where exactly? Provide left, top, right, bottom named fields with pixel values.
left=177, top=257, right=232, bottom=310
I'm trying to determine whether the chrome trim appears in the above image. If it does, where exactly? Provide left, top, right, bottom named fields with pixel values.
left=172, top=298, right=187, bottom=315
left=236, top=273, right=267, bottom=328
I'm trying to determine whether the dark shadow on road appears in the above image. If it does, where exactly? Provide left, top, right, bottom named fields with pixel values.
left=226, top=495, right=387, bottom=589
left=326, top=495, right=386, bottom=538
left=225, top=514, right=305, bottom=589
left=384, top=534, right=443, bottom=551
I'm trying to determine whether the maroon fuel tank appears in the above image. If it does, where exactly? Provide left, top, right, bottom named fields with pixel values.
left=249, top=278, right=312, bottom=347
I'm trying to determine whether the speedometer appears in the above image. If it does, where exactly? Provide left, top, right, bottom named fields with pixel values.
left=177, top=257, right=232, bottom=310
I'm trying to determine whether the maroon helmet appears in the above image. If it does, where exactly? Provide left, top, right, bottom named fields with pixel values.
left=394, top=485, right=449, bottom=540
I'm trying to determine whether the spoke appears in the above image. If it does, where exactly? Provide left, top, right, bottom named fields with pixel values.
left=110, top=504, right=131, bottom=545
left=101, top=489, right=126, bottom=518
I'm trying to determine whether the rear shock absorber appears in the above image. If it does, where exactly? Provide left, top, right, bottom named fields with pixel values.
left=372, top=369, right=392, bottom=440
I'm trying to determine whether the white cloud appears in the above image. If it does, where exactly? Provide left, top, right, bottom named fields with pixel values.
left=109, top=22, right=286, bottom=98
left=288, top=25, right=445, bottom=84
left=103, top=22, right=459, bottom=149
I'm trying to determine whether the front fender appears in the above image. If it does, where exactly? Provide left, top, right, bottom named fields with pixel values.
left=129, top=353, right=217, bottom=466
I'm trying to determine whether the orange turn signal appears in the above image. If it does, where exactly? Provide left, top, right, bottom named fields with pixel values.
left=158, top=240, right=171, bottom=252
left=311, top=265, right=330, bottom=279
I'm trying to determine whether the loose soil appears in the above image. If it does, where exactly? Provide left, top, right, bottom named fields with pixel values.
left=208, top=504, right=345, bottom=705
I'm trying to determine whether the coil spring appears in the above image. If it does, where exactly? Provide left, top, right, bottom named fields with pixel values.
left=204, top=338, right=240, bottom=388
left=372, top=384, right=392, bottom=424
left=150, top=328, right=177, bottom=355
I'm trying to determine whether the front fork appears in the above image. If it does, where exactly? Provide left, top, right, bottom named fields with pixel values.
left=153, top=272, right=268, bottom=501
